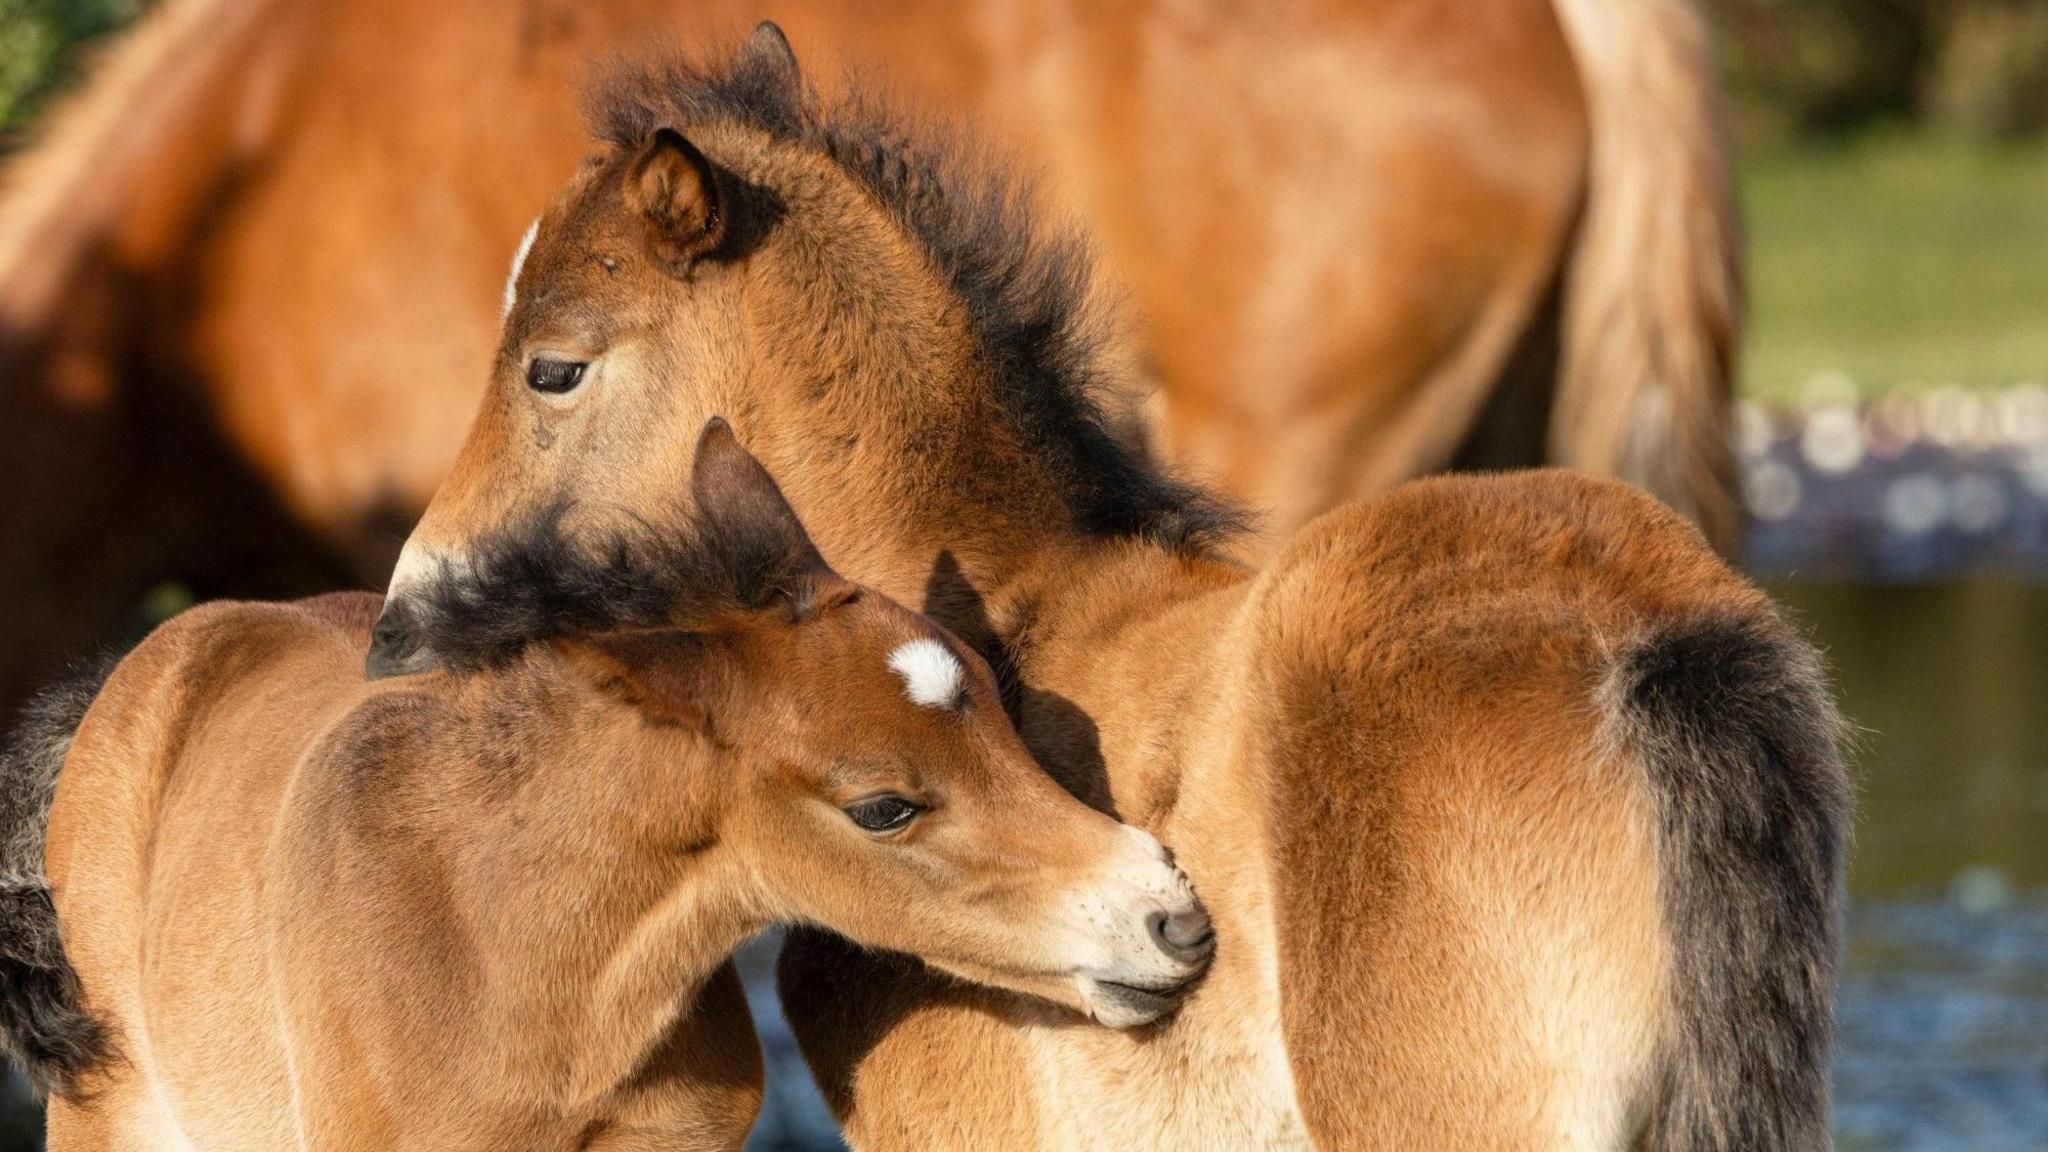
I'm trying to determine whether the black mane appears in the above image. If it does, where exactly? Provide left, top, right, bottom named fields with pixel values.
left=404, top=502, right=814, bottom=673
left=587, top=37, right=1245, bottom=554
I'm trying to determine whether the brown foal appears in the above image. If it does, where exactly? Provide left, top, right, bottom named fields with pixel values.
left=12, top=421, right=1211, bottom=1150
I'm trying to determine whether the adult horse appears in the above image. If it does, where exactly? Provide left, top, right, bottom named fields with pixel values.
left=371, top=30, right=1843, bottom=1151
left=0, top=0, right=1741, bottom=720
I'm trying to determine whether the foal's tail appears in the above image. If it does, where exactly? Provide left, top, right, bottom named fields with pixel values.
left=1608, top=609, right=1849, bottom=1151
left=1547, top=0, right=1744, bottom=556
left=0, top=662, right=115, bottom=1097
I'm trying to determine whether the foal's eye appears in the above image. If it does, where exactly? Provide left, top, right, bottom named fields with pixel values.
left=843, top=795, right=922, bottom=835
left=526, top=357, right=588, bottom=394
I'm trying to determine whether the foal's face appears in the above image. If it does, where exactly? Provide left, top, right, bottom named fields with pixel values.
left=372, top=39, right=942, bottom=677
left=722, top=595, right=1212, bottom=1028
left=543, top=421, right=1211, bottom=1028
left=374, top=126, right=767, bottom=666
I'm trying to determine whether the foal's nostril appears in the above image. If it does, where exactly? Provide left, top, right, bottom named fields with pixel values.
left=1147, top=906, right=1216, bottom=963
left=365, top=604, right=426, bottom=680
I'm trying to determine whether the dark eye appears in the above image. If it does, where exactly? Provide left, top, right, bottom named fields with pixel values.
left=843, top=795, right=921, bottom=835
left=526, top=357, right=587, bottom=394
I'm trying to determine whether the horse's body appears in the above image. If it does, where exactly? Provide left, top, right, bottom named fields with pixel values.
left=372, top=32, right=1846, bottom=1150
left=7, top=424, right=1215, bottom=1149
left=0, top=0, right=1740, bottom=717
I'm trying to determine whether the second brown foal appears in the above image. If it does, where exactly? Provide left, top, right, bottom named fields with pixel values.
left=23, top=420, right=1211, bottom=1150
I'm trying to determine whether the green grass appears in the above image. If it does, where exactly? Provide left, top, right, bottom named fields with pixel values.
left=1741, top=133, right=2048, bottom=399
left=0, top=0, right=139, bottom=136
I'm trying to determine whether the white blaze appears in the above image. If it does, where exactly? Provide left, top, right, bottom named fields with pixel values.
left=888, top=638, right=965, bottom=709
left=501, top=218, right=540, bottom=317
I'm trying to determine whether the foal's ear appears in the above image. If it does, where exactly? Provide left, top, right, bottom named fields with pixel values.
left=555, top=630, right=721, bottom=733
left=735, top=22, right=802, bottom=96
left=626, top=128, right=725, bottom=267
left=690, top=417, right=849, bottom=619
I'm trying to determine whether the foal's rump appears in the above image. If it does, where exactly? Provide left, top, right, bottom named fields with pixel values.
left=1256, top=473, right=1845, bottom=1150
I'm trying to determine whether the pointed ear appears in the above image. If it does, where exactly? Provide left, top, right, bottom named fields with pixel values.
left=554, top=630, right=721, bottom=732
left=691, top=417, right=846, bottom=617
left=734, top=21, right=802, bottom=96
left=626, top=127, right=725, bottom=267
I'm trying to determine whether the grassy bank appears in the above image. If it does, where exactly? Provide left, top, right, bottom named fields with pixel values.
left=1741, top=133, right=2048, bottom=399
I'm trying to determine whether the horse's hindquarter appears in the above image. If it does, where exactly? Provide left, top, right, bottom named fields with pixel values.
left=1252, top=472, right=1792, bottom=1149
left=1016, top=475, right=1699, bottom=1151
left=43, top=592, right=385, bottom=1150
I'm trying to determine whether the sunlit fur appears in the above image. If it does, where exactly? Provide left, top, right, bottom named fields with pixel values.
left=380, top=29, right=1844, bottom=1151
left=30, top=423, right=1210, bottom=1150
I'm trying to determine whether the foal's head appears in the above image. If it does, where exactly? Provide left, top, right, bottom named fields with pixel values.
left=371, top=23, right=1235, bottom=674
left=420, top=419, right=1212, bottom=1027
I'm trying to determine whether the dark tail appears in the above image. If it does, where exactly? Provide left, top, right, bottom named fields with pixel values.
left=0, top=659, right=115, bottom=1097
left=1612, top=610, right=1850, bottom=1151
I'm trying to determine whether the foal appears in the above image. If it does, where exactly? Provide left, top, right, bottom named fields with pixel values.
left=19, top=420, right=1212, bottom=1150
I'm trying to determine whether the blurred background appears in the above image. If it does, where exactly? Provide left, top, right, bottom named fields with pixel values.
left=4, top=2, right=2047, bottom=1149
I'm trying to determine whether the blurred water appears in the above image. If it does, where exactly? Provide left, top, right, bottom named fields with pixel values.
left=1778, top=581, right=2048, bottom=1151
left=1836, top=901, right=2048, bottom=1151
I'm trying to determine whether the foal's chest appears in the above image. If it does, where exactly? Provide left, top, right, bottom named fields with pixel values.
left=1019, top=979, right=1314, bottom=1152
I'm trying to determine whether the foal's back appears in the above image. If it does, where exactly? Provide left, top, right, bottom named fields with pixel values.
left=42, top=593, right=764, bottom=1150
left=44, top=593, right=382, bottom=1148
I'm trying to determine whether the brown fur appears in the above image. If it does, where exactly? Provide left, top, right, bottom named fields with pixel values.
left=378, top=35, right=1842, bottom=1150
left=0, top=0, right=1744, bottom=722
left=33, top=423, right=1213, bottom=1149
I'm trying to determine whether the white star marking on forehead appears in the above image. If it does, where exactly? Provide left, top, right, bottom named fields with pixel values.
left=501, top=218, right=539, bottom=318
left=888, top=638, right=966, bottom=710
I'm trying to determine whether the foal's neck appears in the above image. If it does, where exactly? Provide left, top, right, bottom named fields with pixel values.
left=463, top=681, right=765, bottom=1107
left=959, top=536, right=1253, bottom=823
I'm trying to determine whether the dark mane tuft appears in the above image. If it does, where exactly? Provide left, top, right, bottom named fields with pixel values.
left=586, top=39, right=1245, bottom=554
left=1, top=658, right=118, bottom=1096
left=402, top=502, right=819, bottom=673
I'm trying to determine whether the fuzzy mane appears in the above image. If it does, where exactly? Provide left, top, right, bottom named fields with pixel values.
left=403, top=502, right=818, bottom=673
left=0, top=657, right=117, bottom=1095
left=586, top=39, right=1245, bottom=554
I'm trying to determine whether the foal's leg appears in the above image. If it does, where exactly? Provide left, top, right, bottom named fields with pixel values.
left=582, top=962, right=765, bottom=1152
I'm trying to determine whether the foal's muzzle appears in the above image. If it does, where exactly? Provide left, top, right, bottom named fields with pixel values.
left=365, top=599, right=433, bottom=680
